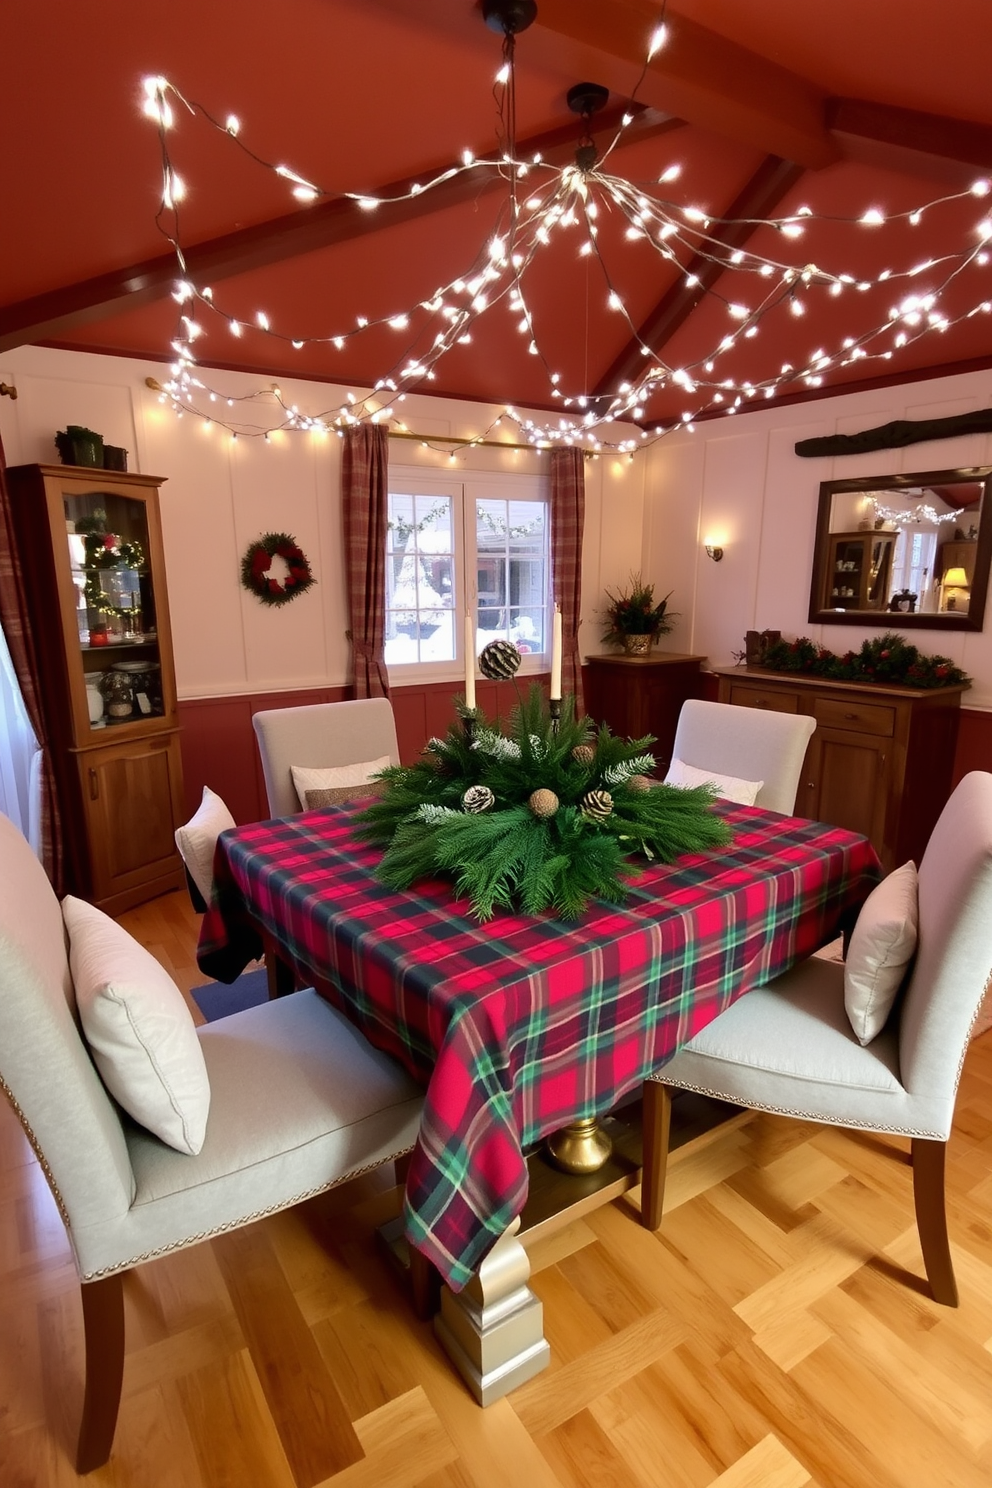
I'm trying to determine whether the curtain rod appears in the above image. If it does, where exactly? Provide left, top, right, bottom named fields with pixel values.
left=387, top=429, right=599, bottom=456
left=387, top=429, right=546, bottom=454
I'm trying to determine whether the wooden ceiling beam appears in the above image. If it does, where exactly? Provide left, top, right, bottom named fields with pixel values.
left=0, top=107, right=683, bottom=356
left=368, top=0, right=838, bottom=168
left=827, top=97, right=992, bottom=182
left=497, top=0, right=839, bottom=170
left=593, top=155, right=805, bottom=399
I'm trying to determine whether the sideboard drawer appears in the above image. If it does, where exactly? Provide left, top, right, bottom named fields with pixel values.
left=729, top=684, right=799, bottom=713
left=813, top=697, right=895, bottom=737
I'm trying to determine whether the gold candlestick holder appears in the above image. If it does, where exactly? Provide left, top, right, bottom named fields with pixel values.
left=544, top=1116, right=613, bottom=1174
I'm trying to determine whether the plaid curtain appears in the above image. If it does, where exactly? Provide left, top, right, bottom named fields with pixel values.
left=0, top=436, right=63, bottom=888
left=550, top=447, right=585, bottom=714
left=342, top=423, right=390, bottom=699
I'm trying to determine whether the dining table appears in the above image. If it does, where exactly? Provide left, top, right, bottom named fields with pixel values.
left=197, top=797, right=880, bottom=1400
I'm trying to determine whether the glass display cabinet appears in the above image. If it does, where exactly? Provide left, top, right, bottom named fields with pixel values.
left=7, top=464, right=185, bottom=913
left=825, top=531, right=896, bottom=611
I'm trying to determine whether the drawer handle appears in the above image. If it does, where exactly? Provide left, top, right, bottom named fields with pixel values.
left=844, top=711, right=858, bottom=720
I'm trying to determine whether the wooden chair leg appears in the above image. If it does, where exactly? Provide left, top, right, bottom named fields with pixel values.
left=911, top=1138, right=958, bottom=1306
left=640, top=1080, right=672, bottom=1231
left=76, top=1272, right=126, bottom=1473
left=265, top=946, right=296, bottom=998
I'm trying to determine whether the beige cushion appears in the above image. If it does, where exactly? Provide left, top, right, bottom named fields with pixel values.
left=63, top=896, right=211, bottom=1155
left=844, top=861, right=919, bottom=1045
left=291, top=755, right=391, bottom=812
left=174, top=786, right=236, bottom=903
left=305, top=781, right=384, bottom=811
left=665, top=755, right=764, bottom=807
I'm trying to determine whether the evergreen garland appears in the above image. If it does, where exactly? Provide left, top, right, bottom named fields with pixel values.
left=760, top=632, right=970, bottom=689
left=357, top=686, right=732, bottom=921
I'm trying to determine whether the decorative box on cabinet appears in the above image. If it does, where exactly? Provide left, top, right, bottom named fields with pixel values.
left=7, top=463, right=185, bottom=914
left=714, top=666, right=967, bottom=872
left=585, top=652, right=705, bottom=767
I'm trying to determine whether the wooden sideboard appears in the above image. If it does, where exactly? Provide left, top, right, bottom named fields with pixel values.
left=585, top=652, right=705, bottom=767
left=713, top=666, right=967, bottom=872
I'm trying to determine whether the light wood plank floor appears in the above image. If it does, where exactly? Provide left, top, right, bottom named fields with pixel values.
left=2, top=888, right=991, bottom=1487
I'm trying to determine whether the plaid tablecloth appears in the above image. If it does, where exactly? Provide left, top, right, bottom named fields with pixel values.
left=197, top=803, right=880, bottom=1290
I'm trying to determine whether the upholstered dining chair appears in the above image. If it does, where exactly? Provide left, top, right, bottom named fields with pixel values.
left=667, top=698, right=816, bottom=813
left=640, top=770, right=992, bottom=1308
left=0, top=811, right=424, bottom=1471
left=252, top=697, right=400, bottom=817
left=174, top=783, right=237, bottom=910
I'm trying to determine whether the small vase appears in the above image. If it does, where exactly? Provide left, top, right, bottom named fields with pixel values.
left=622, top=633, right=652, bottom=657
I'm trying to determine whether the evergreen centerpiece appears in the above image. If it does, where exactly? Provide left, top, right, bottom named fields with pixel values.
left=357, top=686, right=731, bottom=920
left=601, top=574, right=677, bottom=656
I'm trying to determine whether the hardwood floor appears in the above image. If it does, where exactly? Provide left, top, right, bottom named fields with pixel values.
left=2, top=888, right=991, bottom=1486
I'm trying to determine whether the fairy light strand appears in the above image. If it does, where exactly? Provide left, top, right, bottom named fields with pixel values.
left=139, top=49, right=992, bottom=453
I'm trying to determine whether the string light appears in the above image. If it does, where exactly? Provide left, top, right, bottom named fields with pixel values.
left=139, top=43, right=992, bottom=454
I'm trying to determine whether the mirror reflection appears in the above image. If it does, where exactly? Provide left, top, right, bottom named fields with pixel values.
left=810, top=466, right=992, bottom=631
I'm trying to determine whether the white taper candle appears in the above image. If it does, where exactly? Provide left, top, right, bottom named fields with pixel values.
left=550, top=604, right=563, bottom=701
left=464, top=613, right=476, bottom=709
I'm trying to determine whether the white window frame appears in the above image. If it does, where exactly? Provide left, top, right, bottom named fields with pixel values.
left=385, top=465, right=551, bottom=686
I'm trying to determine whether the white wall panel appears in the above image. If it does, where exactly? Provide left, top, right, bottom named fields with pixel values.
left=694, top=430, right=767, bottom=665
left=0, top=347, right=644, bottom=700
left=645, top=366, right=992, bottom=708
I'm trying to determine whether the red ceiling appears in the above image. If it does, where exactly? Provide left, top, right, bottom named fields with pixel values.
left=3, top=1, right=991, bottom=430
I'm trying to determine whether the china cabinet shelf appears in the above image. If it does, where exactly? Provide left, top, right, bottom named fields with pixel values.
left=7, top=463, right=184, bottom=913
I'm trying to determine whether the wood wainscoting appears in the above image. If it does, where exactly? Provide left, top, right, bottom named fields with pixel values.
left=952, top=704, right=992, bottom=786
left=177, top=672, right=989, bottom=829
left=177, top=673, right=553, bottom=823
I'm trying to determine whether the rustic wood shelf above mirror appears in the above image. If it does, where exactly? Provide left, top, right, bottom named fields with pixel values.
left=808, top=465, right=992, bottom=631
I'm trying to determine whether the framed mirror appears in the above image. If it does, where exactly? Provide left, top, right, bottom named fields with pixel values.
left=809, top=465, right=992, bottom=631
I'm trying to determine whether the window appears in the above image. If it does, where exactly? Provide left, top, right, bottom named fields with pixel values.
left=891, top=526, right=937, bottom=601
left=385, top=469, right=550, bottom=676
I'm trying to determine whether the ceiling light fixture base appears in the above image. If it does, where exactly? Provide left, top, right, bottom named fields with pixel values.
left=566, top=81, right=610, bottom=118
left=482, top=0, right=537, bottom=36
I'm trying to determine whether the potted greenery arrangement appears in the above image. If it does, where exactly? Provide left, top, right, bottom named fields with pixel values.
left=601, top=574, right=677, bottom=655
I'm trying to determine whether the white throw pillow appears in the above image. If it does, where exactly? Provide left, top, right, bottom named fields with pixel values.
left=63, top=895, right=210, bottom=1154
left=844, top=861, right=919, bottom=1046
left=174, top=785, right=236, bottom=903
left=291, top=755, right=391, bottom=812
left=664, top=756, right=764, bottom=807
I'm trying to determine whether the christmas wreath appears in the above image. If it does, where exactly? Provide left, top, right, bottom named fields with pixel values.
left=74, top=510, right=145, bottom=615
left=356, top=685, right=732, bottom=921
left=760, top=632, right=970, bottom=689
left=240, top=532, right=315, bottom=606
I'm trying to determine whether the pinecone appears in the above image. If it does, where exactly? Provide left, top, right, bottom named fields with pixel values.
left=581, top=788, right=613, bottom=820
left=463, top=784, right=495, bottom=814
left=571, top=743, right=595, bottom=766
left=627, top=774, right=653, bottom=792
left=478, top=639, right=522, bottom=680
left=528, top=788, right=560, bottom=819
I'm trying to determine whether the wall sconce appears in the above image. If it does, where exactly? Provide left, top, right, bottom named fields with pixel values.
left=703, top=539, right=724, bottom=562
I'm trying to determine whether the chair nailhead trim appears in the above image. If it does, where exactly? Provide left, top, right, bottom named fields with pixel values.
left=80, top=1143, right=415, bottom=1281
left=648, top=962, right=992, bottom=1144
left=0, top=1070, right=71, bottom=1226
left=650, top=1076, right=944, bottom=1139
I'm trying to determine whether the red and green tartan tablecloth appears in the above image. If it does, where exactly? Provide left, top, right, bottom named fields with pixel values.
left=197, top=802, right=880, bottom=1290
